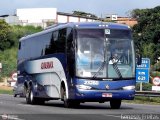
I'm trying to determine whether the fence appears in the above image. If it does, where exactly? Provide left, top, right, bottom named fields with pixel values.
left=135, top=91, right=160, bottom=97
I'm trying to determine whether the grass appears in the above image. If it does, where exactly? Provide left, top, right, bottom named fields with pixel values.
left=0, top=89, right=13, bottom=95
left=124, top=96, right=160, bottom=105
left=0, top=86, right=13, bottom=95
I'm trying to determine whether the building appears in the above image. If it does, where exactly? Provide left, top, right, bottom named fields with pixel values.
left=57, top=12, right=98, bottom=23
left=105, top=15, right=137, bottom=27
left=16, top=8, right=99, bottom=28
left=116, top=17, right=137, bottom=27
left=0, top=15, right=19, bottom=25
left=0, top=9, right=137, bottom=28
left=16, top=8, right=57, bottom=28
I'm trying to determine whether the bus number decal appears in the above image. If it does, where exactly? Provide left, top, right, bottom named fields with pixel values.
left=84, top=81, right=99, bottom=85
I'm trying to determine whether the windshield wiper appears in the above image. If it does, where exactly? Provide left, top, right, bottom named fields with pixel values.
left=92, top=38, right=110, bottom=79
left=92, top=60, right=107, bottom=79
left=92, top=41, right=108, bottom=79
left=111, top=58, right=122, bottom=78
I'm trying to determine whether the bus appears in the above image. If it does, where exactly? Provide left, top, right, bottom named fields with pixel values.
left=18, top=22, right=138, bottom=109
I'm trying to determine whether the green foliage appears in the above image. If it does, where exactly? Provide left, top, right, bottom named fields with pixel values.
left=0, top=20, right=42, bottom=51
left=136, top=83, right=152, bottom=91
left=134, top=96, right=160, bottom=104
left=73, top=11, right=98, bottom=18
left=150, top=62, right=160, bottom=78
left=10, top=25, right=43, bottom=47
left=0, top=89, right=13, bottom=95
left=0, top=20, right=13, bottom=51
left=0, top=25, right=42, bottom=81
left=131, top=6, right=160, bottom=64
left=0, top=47, right=17, bottom=81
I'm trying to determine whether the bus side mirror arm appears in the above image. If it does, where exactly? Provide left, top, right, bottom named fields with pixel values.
left=136, top=53, right=142, bottom=65
left=67, top=51, right=75, bottom=78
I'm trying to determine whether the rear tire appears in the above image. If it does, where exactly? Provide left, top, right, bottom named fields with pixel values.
left=25, top=86, right=36, bottom=104
left=14, top=94, right=17, bottom=97
left=110, top=99, right=121, bottom=109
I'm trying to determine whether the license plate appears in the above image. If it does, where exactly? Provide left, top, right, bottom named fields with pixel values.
left=102, top=93, right=112, bottom=98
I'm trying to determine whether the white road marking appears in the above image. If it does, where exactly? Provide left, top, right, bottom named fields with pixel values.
left=103, top=114, right=121, bottom=118
left=0, top=114, right=24, bottom=120
left=17, top=104, right=35, bottom=107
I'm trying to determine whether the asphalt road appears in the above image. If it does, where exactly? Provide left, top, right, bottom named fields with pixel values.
left=0, top=94, right=160, bottom=120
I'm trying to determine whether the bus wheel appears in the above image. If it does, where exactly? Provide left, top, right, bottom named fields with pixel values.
left=14, top=94, right=17, bottom=97
left=61, top=86, right=72, bottom=108
left=61, top=87, right=80, bottom=108
left=25, top=86, right=30, bottom=104
left=26, top=86, right=35, bottom=104
left=110, top=99, right=121, bottom=109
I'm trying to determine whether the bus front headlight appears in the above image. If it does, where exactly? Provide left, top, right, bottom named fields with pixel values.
left=123, top=86, right=135, bottom=90
left=76, top=85, right=92, bottom=90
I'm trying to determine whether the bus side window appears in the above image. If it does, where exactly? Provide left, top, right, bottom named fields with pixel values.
left=56, top=28, right=66, bottom=53
left=45, top=29, right=66, bottom=54
left=45, top=31, right=58, bottom=55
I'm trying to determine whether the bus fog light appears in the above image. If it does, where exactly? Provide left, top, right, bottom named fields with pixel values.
left=76, top=85, right=92, bottom=90
left=129, top=94, right=135, bottom=97
left=76, top=93, right=85, bottom=96
left=123, top=86, right=135, bottom=90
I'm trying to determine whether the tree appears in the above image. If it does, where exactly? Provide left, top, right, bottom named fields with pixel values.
left=0, top=25, right=42, bottom=81
left=73, top=11, right=98, bottom=18
left=10, top=25, right=43, bottom=47
left=0, top=20, right=13, bottom=51
left=131, top=6, right=160, bottom=64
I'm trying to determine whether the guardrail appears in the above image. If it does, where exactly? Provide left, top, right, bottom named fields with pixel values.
left=135, top=91, right=160, bottom=97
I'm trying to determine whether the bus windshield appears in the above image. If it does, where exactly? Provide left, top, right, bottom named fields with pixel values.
left=76, top=29, right=135, bottom=79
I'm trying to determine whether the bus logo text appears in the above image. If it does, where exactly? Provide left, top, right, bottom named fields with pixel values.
left=41, top=61, right=53, bottom=69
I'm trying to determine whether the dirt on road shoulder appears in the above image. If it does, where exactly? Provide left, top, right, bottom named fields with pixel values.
left=0, top=86, right=13, bottom=90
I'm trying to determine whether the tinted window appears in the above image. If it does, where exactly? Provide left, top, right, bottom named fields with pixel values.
left=55, top=28, right=66, bottom=53
left=45, top=31, right=58, bottom=55
left=45, top=28, right=67, bottom=54
left=105, top=29, right=131, bottom=39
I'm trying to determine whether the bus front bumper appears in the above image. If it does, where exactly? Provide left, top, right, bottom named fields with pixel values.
left=70, top=89, right=135, bottom=102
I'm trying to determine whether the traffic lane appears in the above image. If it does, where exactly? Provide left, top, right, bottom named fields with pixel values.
left=0, top=95, right=124, bottom=120
left=0, top=99, right=132, bottom=115
left=0, top=94, right=160, bottom=115
left=0, top=114, right=122, bottom=120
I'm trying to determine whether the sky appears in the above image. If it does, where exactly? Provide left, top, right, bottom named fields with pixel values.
left=0, top=0, right=160, bottom=17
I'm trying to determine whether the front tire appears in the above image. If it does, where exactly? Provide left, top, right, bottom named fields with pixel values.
left=61, top=86, right=80, bottom=108
left=110, top=99, right=121, bottom=109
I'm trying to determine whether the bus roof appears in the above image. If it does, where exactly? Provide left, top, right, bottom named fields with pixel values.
left=44, top=22, right=130, bottom=30
left=71, top=22, right=130, bottom=29
left=20, top=22, right=130, bottom=41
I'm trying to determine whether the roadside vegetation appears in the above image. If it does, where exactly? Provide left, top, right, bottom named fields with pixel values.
left=0, top=86, right=13, bottom=95
left=131, top=6, right=160, bottom=64
left=0, top=20, right=42, bottom=82
left=124, top=96, right=160, bottom=105
left=0, top=90, right=13, bottom=95
left=131, top=6, right=160, bottom=90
